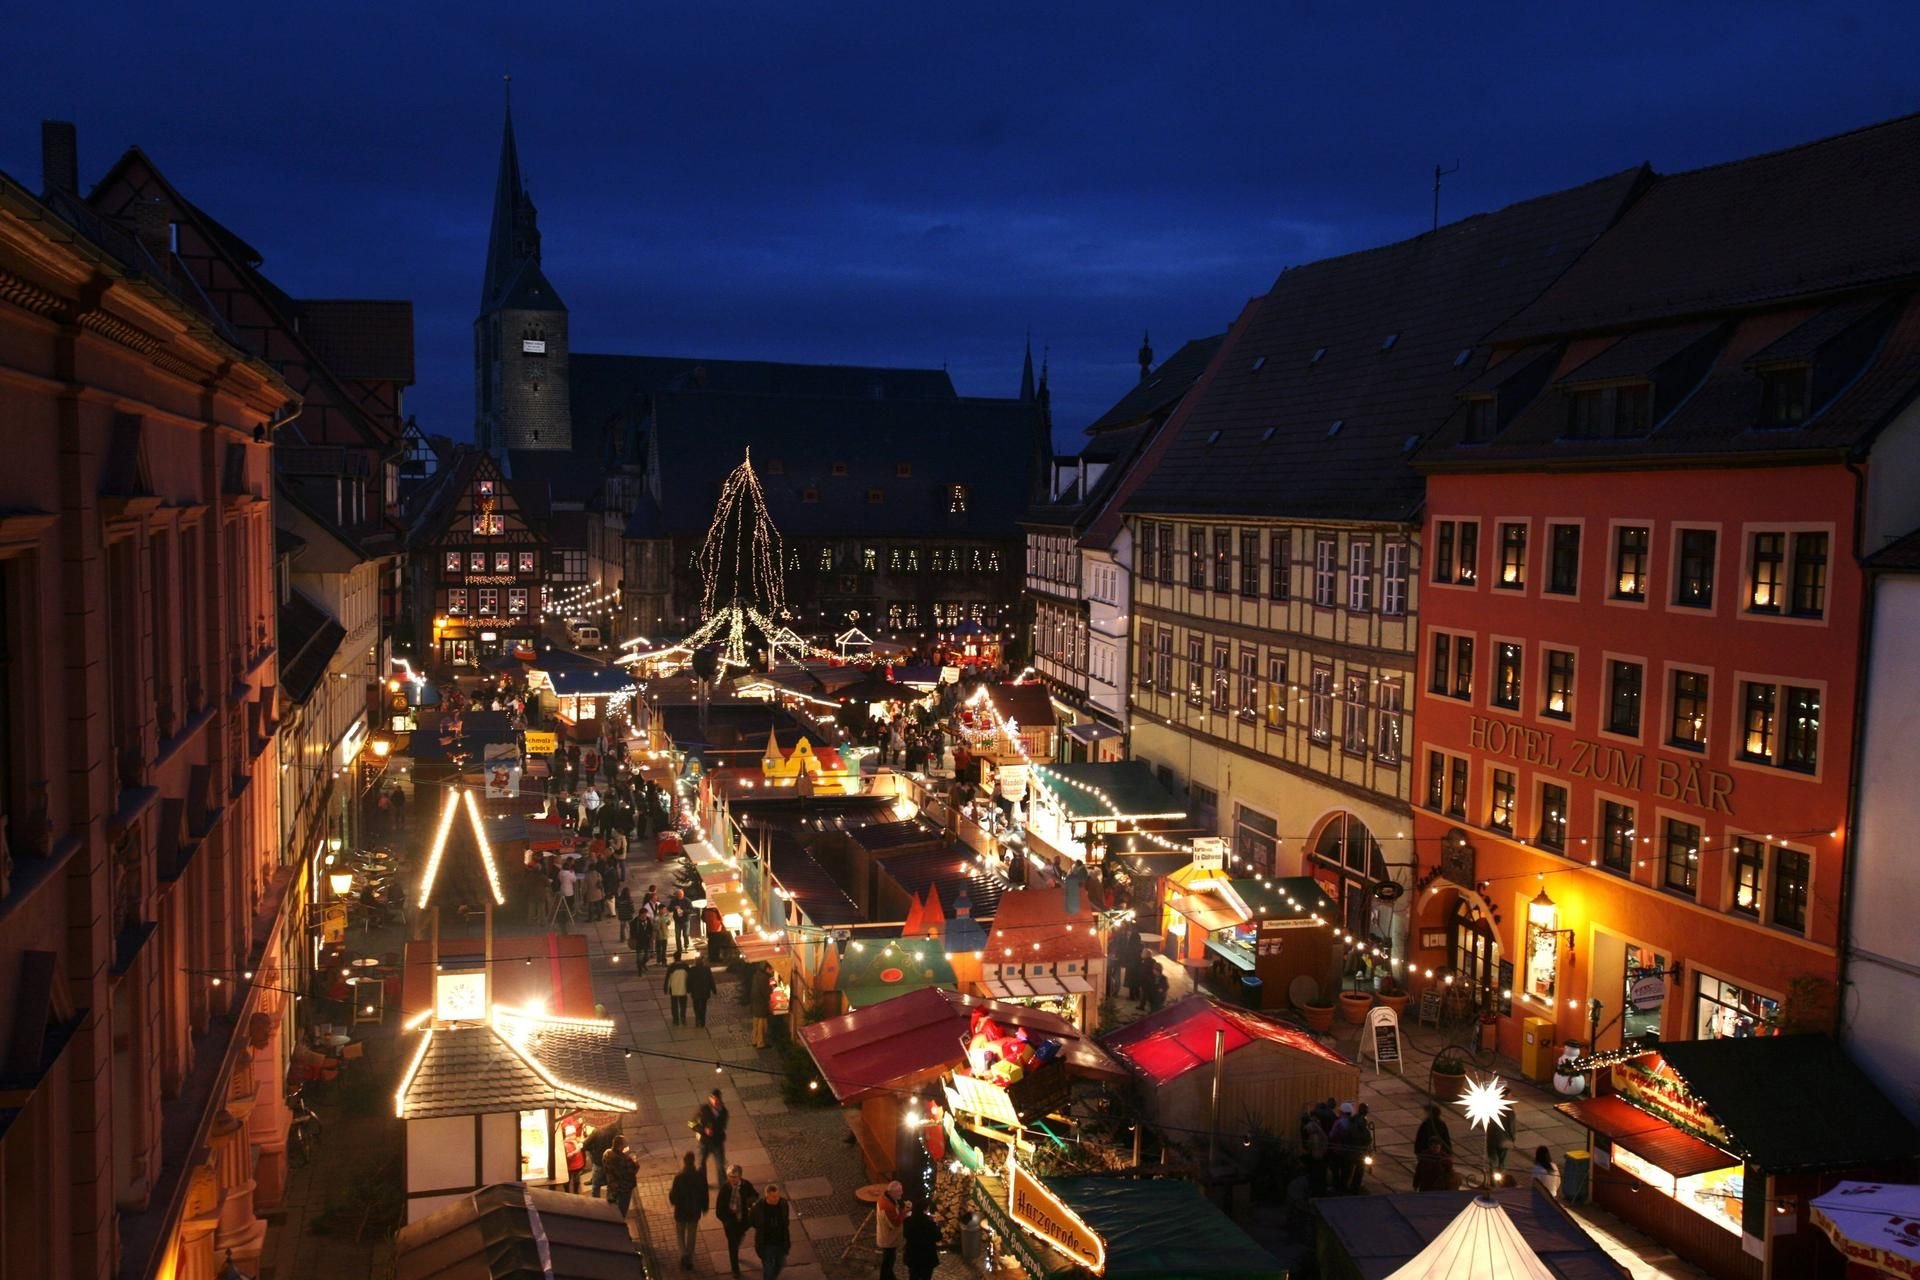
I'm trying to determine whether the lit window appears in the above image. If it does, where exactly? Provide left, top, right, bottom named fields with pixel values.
left=1670, top=670, right=1709, bottom=751
left=949, top=484, right=968, bottom=513
left=1497, top=523, right=1526, bottom=589
left=1613, top=526, right=1648, bottom=599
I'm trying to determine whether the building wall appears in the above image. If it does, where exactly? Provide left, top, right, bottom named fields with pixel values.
left=1846, top=572, right=1920, bottom=1123
left=1411, top=464, right=1859, bottom=1060
left=1083, top=538, right=1129, bottom=732
left=1127, top=516, right=1418, bottom=920
left=476, top=305, right=571, bottom=453
left=0, top=191, right=290, bottom=1280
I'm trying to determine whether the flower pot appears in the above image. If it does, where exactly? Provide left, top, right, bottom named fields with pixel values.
left=1377, top=992, right=1410, bottom=1018
left=1431, top=1067, right=1469, bottom=1102
left=1301, top=1002, right=1336, bottom=1033
left=1339, top=992, right=1375, bottom=1024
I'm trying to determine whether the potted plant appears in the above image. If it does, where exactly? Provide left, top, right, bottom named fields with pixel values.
left=1300, top=996, right=1336, bottom=1033
left=1338, top=988, right=1375, bottom=1024
left=1430, top=1047, right=1469, bottom=1101
left=1375, top=974, right=1410, bottom=1017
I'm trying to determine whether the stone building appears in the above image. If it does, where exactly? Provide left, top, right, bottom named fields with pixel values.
left=0, top=129, right=291, bottom=1280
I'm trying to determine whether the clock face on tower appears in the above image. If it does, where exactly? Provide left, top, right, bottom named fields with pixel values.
left=435, top=970, right=487, bottom=1022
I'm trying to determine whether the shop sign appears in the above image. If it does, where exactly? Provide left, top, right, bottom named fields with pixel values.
left=484, top=744, right=521, bottom=798
left=1467, top=714, right=1737, bottom=816
left=1008, top=1157, right=1106, bottom=1274
left=524, top=731, right=559, bottom=756
left=1615, top=1058, right=1729, bottom=1144
left=1190, top=837, right=1227, bottom=872
left=1630, top=974, right=1668, bottom=1012
left=998, top=763, right=1028, bottom=802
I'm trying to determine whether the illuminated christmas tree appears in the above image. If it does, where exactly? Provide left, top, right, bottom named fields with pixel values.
left=681, top=450, right=810, bottom=672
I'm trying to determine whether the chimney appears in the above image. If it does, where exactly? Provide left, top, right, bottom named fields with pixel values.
left=130, top=196, right=170, bottom=264
left=41, top=121, right=78, bottom=195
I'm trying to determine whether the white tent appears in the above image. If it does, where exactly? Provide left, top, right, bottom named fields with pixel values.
left=1385, top=1195, right=1555, bottom=1280
left=1810, top=1181, right=1920, bottom=1278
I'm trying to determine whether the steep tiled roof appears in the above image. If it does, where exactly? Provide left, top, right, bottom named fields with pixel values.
left=1124, top=169, right=1646, bottom=522
left=985, top=888, right=1102, bottom=963
left=1085, top=335, right=1226, bottom=434
left=400, top=1018, right=633, bottom=1120
left=1499, top=112, right=1920, bottom=340
left=277, top=590, right=345, bottom=706
left=296, top=300, right=416, bottom=384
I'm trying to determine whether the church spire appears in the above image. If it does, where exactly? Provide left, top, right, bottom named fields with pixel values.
left=481, top=76, right=539, bottom=310
left=1019, top=332, right=1036, bottom=402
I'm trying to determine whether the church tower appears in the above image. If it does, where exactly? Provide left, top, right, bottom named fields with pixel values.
left=475, top=88, right=571, bottom=453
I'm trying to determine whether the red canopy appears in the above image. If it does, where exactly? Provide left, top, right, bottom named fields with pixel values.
left=1101, top=995, right=1353, bottom=1088
left=798, top=986, right=1125, bottom=1103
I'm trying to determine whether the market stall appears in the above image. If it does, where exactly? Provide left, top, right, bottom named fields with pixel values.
left=1101, top=995, right=1358, bottom=1156
left=798, top=986, right=1124, bottom=1179
left=1557, top=1035, right=1918, bottom=1280
left=1160, top=853, right=1338, bottom=1009
left=542, top=667, right=638, bottom=740
left=936, top=617, right=1004, bottom=670
left=1314, top=1188, right=1621, bottom=1280
left=1024, top=760, right=1187, bottom=865
left=395, top=1182, right=645, bottom=1280
left=970, top=1160, right=1285, bottom=1280
left=977, top=885, right=1106, bottom=1030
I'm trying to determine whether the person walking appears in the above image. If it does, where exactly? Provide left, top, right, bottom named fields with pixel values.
left=1530, top=1145, right=1561, bottom=1198
left=666, top=960, right=691, bottom=1027
left=1125, top=945, right=1149, bottom=1009
left=556, top=863, right=577, bottom=932
left=749, top=963, right=774, bottom=1049
left=655, top=901, right=671, bottom=965
left=696, top=1088, right=730, bottom=1181
left=1148, top=963, right=1169, bottom=1011
left=603, top=1135, right=639, bottom=1218
left=689, top=956, right=718, bottom=1029
left=1485, top=1105, right=1514, bottom=1178
left=1328, top=1102, right=1357, bottom=1195
left=1414, top=1104, right=1455, bottom=1192
left=1345, top=1103, right=1374, bottom=1193
left=630, top=908, right=654, bottom=976
left=753, top=1184, right=790, bottom=1280
left=670, top=1151, right=710, bottom=1269
left=902, top=1199, right=940, bottom=1280
left=716, top=1166, right=759, bottom=1279
left=670, top=889, right=693, bottom=959
left=875, top=1181, right=907, bottom=1280
left=585, top=865, right=607, bottom=922
left=615, top=885, right=635, bottom=941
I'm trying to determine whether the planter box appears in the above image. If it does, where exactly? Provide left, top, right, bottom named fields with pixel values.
left=1338, top=992, right=1374, bottom=1025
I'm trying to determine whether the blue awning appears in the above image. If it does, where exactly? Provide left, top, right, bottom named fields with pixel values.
left=548, top=668, right=638, bottom=697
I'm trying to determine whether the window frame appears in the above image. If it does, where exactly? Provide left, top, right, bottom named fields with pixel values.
left=1268, top=530, right=1291, bottom=600
left=1374, top=677, right=1404, bottom=764
left=1609, top=521, right=1652, bottom=605
left=1730, top=837, right=1765, bottom=917
left=1536, top=780, right=1568, bottom=852
left=1496, top=520, right=1528, bottom=591
left=1604, top=656, right=1645, bottom=740
left=1790, top=531, right=1829, bottom=618
left=1348, top=539, right=1374, bottom=612
left=1671, top=525, right=1719, bottom=611
left=1545, top=521, right=1582, bottom=598
left=1308, top=664, right=1333, bottom=743
left=1541, top=647, right=1576, bottom=724
left=1341, top=671, right=1370, bottom=754
left=1264, top=652, right=1288, bottom=728
left=1239, top=529, right=1260, bottom=598
left=1188, top=527, right=1207, bottom=589
left=1213, top=529, right=1233, bottom=592
left=1488, top=767, right=1516, bottom=834
left=1662, top=816, right=1701, bottom=897
left=1492, top=640, right=1524, bottom=712
left=1769, top=845, right=1811, bottom=933
left=1381, top=541, right=1409, bottom=616
left=1186, top=634, right=1205, bottom=706
left=1666, top=665, right=1711, bottom=753
left=1237, top=647, right=1259, bottom=722
left=1312, top=536, right=1338, bottom=607
left=1210, top=641, right=1231, bottom=713
left=1599, top=799, right=1636, bottom=875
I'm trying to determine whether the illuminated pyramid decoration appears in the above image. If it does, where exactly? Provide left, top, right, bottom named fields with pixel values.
left=417, top=785, right=507, bottom=912
left=681, top=449, right=810, bottom=672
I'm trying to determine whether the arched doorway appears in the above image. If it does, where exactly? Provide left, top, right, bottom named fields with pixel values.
left=1310, top=813, right=1391, bottom=942
left=1450, top=897, right=1502, bottom=1011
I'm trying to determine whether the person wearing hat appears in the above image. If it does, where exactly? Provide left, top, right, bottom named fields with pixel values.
left=875, top=1180, right=908, bottom=1280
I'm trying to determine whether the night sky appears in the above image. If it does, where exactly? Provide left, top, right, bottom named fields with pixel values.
left=5, top=3, right=1915, bottom=449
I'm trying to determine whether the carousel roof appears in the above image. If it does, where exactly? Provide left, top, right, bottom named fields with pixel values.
left=396, top=1011, right=635, bottom=1120
left=417, top=787, right=507, bottom=911
left=1380, top=1195, right=1556, bottom=1280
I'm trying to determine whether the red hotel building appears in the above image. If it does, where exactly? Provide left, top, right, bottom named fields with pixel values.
left=1407, top=114, right=1920, bottom=1062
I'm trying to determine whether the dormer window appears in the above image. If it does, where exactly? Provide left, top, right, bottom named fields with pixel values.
left=1760, top=366, right=1810, bottom=426
left=1462, top=396, right=1495, bottom=443
left=1567, top=389, right=1603, bottom=438
left=831, top=462, right=849, bottom=476
left=1614, top=384, right=1652, bottom=436
left=1566, top=385, right=1652, bottom=439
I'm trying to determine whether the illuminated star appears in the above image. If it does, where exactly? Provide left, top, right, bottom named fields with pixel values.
left=1459, top=1075, right=1513, bottom=1131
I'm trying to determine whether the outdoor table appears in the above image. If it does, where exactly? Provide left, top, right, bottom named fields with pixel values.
left=839, top=1183, right=893, bottom=1260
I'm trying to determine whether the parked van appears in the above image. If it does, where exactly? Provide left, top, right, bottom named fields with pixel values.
left=565, top=618, right=603, bottom=650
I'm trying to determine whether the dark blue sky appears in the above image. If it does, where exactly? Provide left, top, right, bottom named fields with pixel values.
left=4, top=2, right=1914, bottom=448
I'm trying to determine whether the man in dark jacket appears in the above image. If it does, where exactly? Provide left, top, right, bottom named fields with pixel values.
left=715, top=1164, right=758, bottom=1278
left=602, top=1135, right=640, bottom=1217
left=697, top=1088, right=730, bottom=1181
left=754, top=1184, right=790, bottom=1280
left=688, top=957, right=718, bottom=1029
left=902, top=1200, right=940, bottom=1280
left=630, top=910, right=654, bottom=976
left=669, top=1151, right=709, bottom=1269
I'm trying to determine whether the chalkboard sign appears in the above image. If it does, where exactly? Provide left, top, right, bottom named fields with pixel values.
left=1419, top=989, right=1443, bottom=1028
left=1365, top=1006, right=1402, bottom=1074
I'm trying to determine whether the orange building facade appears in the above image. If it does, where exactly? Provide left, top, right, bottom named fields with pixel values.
left=1410, top=463, right=1863, bottom=1060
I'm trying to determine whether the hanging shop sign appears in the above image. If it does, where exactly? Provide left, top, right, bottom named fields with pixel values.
left=1629, top=973, right=1669, bottom=1013
left=1007, top=1157, right=1106, bottom=1274
left=483, top=743, right=522, bottom=798
left=1614, top=1057, right=1729, bottom=1145
left=1190, top=836, right=1227, bottom=872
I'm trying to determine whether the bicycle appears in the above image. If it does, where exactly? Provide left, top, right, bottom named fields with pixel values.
left=286, top=1086, right=322, bottom=1167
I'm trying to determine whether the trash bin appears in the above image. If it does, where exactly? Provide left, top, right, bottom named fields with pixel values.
left=1240, top=973, right=1264, bottom=1011
left=1561, top=1149, right=1591, bottom=1204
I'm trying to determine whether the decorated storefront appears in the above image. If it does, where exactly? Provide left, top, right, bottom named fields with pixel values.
left=1024, top=760, right=1187, bottom=866
left=1558, top=1035, right=1918, bottom=1280
left=975, top=884, right=1106, bottom=1030
left=1159, top=848, right=1339, bottom=1008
